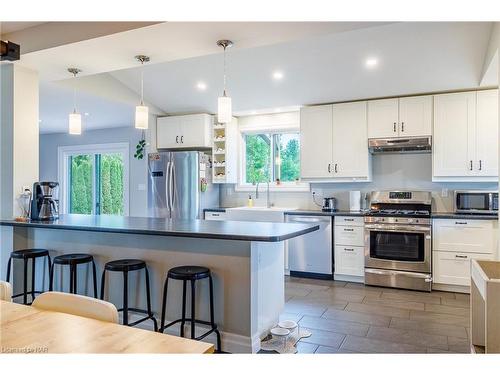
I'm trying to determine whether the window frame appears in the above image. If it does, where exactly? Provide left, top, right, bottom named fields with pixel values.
left=57, top=142, right=130, bottom=215
left=237, top=128, right=309, bottom=193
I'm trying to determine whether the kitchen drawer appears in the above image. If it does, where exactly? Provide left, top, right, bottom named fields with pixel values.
left=335, top=224, right=364, bottom=246
left=335, top=245, right=364, bottom=277
left=433, top=219, right=497, bottom=254
left=205, top=211, right=226, bottom=221
left=433, top=251, right=494, bottom=286
left=335, top=216, right=364, bottom=227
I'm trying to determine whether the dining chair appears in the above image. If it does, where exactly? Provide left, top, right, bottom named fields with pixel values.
left=32, top=291, right=119, bottom=323
left=0, top=280, right=13, bottom=301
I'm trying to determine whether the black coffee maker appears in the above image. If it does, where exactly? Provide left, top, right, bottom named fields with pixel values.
left=30, top=182, right=59, bottom=221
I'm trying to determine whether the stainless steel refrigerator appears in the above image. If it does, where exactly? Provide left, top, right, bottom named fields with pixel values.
left=147, top=151, right=219, bottom=219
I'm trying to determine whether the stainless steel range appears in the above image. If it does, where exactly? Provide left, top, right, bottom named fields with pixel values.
left=364, top=191, right=432, bottom=292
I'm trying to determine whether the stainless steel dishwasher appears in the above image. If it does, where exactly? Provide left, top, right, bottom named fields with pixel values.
left=285, top=214, right=333, bottom=279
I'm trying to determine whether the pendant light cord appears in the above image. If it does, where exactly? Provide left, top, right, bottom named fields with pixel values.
left=140, top=61, right=144, bottom=105
left=72, top=71, right=77, bottom=114
left=223, top=45, right=227, bottom=97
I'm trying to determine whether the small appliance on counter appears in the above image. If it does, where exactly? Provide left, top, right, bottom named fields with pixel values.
left=30, top=182, right=59, bottom=221
left=454, top=190, right=498, bottom=215
left=312, top=192, right=337, bottom=212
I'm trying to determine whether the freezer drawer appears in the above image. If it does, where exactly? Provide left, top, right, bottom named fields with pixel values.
left=285, top=215, right=333, bottom=276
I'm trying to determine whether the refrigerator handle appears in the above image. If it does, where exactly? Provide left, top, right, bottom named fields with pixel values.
left=169, top=161, right=175, bottom=212
left=165, top=161, right=171, bottom=213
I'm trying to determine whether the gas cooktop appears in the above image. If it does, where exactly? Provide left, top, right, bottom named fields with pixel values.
left=366, top=209, right=431, bottom=217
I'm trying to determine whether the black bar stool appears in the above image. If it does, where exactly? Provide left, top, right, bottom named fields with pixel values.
left=49, top=253, right=98, bottom=297
left=160, top=266, right=221, bottom=352
left=100, top=259, right=157, bottom=331
left=6, top=248, right=52, bottom=305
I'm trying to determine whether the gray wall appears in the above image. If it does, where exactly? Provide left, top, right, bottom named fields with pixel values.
left=39, top=126, right=151, bottom=217
left=221, top=153, right=498, bottom=212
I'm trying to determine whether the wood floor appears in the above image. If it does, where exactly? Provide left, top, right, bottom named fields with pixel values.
left=282, top=276, right=471, bottom=354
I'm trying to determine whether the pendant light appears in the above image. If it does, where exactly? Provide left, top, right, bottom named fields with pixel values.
left=135, top=55, right=150, bottom=129
left=68, top=68, right=82, bottom=135
left=217, top=39, right=233, bottom=124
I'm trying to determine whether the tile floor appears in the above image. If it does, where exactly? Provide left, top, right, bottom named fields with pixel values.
left=280, top=276, right=471, bottom=354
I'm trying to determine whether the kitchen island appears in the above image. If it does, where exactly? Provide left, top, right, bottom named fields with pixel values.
left=0, top=214, right=318, bottom=353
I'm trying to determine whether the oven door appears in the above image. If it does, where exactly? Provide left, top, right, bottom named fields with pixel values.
left=364, top=224, right=431, bottom=273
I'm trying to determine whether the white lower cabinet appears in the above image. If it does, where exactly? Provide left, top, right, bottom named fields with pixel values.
left=432, top=218, right=498, bottom=289
left=433, top=251, right=493, bottom=286
left=334, top=216, right=365, bottom=281
left=335, top=245, right=364, bottom=277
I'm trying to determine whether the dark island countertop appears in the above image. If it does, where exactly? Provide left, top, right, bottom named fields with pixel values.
left=0, top=214, right=319, bottom=242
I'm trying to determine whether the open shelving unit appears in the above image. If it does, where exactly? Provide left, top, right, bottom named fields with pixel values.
left=212, top=117, right=238, bottom=184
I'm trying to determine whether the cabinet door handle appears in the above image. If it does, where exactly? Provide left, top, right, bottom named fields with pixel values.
left=334, top=163, right=338, bottom=173
left=176, top=136, right=179, bottom=144
left=328, top=163, right=331, bottom=173
left=343, top=228, right=354, bottom=232
left=344, top=248, right=354, bottom=252
left=455, top=221, right=468, bottom=225
left=469, top=160, right=473, bottom=171
left=344, top=218, right=354, bottom=222
left=479, top=160, right=482, bottom=171
left=401, top=122, right=404, bottom=132
left=393, top=122, right=397, bottom=132
left=455, top=255, right=468, bottom=259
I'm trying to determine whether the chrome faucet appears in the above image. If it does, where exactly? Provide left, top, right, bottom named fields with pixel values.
left=254, top=181, right=272, bottom=208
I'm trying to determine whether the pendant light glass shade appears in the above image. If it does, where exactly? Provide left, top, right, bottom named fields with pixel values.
left=135, top=105, right=149, bottom=129
left=69, top=112, right=82, bottom=135
left=217, top=95, right=232, bottom=124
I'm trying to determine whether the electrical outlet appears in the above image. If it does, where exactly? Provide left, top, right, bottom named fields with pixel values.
left=441, top=188, right=448, bottom=198
left=138, top=184, right=146, bottom=191
left=22, top=185, right=31, bottom=193
left=312, top=188, right=323, bottom=197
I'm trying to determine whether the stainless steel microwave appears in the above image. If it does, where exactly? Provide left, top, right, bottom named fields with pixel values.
left=454, top=190, right=499, bottom=214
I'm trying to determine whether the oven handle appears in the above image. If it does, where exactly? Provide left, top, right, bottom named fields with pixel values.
left=365, top=268, right=433, bottom=282
left=364, top=224, right=431, bottom=233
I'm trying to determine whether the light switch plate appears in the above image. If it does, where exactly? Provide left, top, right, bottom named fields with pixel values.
left=138, top=184, right=146, bottom=191
left=441, top=188, right=448, bottom=198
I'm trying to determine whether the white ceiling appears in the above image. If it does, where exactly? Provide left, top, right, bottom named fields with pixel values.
left=0, top=22, right=47, bottom=34
left=32, top=22, right=496, bottom=133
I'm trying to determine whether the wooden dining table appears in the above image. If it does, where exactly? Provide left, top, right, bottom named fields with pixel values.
left=0, top=300, right=214, bottom=354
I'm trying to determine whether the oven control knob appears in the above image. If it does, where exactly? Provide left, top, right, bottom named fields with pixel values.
left=415, top=219, right=419, bottom=223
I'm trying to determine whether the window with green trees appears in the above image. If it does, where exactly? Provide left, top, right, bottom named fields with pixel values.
left=68, top=152, right=125, bottom=215
left=245, top=132, right=300, bottom=184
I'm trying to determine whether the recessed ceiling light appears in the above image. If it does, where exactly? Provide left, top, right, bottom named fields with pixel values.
left=196, top=81, right=207, bottom=91
left=272, top=71, right=284, bottom=80
left=84, top=112, right=90, bottom=116
left=365, top=58, right=378, bottom=68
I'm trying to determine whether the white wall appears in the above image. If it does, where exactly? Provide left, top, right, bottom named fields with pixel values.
left=39, top=119, right=156, bottom=217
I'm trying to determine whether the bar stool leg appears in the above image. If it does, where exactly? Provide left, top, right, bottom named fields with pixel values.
left=180, top=280, right=187, bottom=337
left=31, top=257, right=36, bottom=303
left=6, top=257, right=11, bottom=282
left=144, top=267, right=158, bottom=331
left=23, top=258, right=28, bottom=305
left=100, top=269, right=106, bottom=300
left=73, top=265, right=78, bottom=294
left=190, top=279, right=196, bottom=339
left=69, top=264, right=74, bottom=294
left=46, top=255, right=52, bottom=292
left=209, top=274, right=221, bottom=352
left=91, top=260, right=98, bottom=298
left=160, top=277, right=169, bottom=333
left=49, top=262, right=55, bottom=291
left=123, top=270, right=129, bottom=325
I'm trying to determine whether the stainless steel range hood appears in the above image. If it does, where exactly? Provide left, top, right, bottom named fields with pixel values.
left=368, top=137, right=432, bottom=154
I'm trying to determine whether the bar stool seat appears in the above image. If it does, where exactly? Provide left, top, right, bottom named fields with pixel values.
left=160, top=265, right=221, bottom=352
left=50, top=253, right=98, bottom=298
left=100, top=258, right=157, bottom=331
left=6, top=248, right=52, bottom=305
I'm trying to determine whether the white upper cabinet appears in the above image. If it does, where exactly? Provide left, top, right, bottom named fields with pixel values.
left=475, top=89, right=498, bottom=177
left=157, top=114, right=212, bottom=150
left=433, top=90, right=498, bottom=181
left=398, top=95, right=432, bottom=137
left=367, top=98, right=399, bottom=138
left=300, top=105, right=333, bottom=178
left=300, top=103, right=371, bottom=181
left=331, top=101, right=370, bottom=179
left=368, top=96, right=432, bottom=138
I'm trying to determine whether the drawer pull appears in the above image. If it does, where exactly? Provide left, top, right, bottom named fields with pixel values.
left=343, top=228, right=354, bottom=232
left=455, top=255, right=468, bottom=259
left=344, top=218, right=354, bottom=222
left=455, top=221, right=467, bottom=225
left=212, top=213, right=220, bottom=217
left=344, top=248, right=354, bottom=252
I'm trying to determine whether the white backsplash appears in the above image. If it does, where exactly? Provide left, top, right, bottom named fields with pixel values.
left=220, top=153, right=498, bottom=212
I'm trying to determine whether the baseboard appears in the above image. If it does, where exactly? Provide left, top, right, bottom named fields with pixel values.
left=290, top=270, right=333, bottom=280
left=432, top=283, right=470, bottom=294
left=127, top=312, right=257, bottom=353
left=334, top=273, right=364, bottom=283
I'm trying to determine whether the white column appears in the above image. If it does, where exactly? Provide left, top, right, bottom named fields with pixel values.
left=0, top=63, right=39, bottom=280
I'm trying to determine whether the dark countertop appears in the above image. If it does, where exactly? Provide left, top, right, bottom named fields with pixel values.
left=204, top=208, right=498, bottom=220
left=431, top=212, right=498, bottom=220
left=0, top=214, right=319, bottom=242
